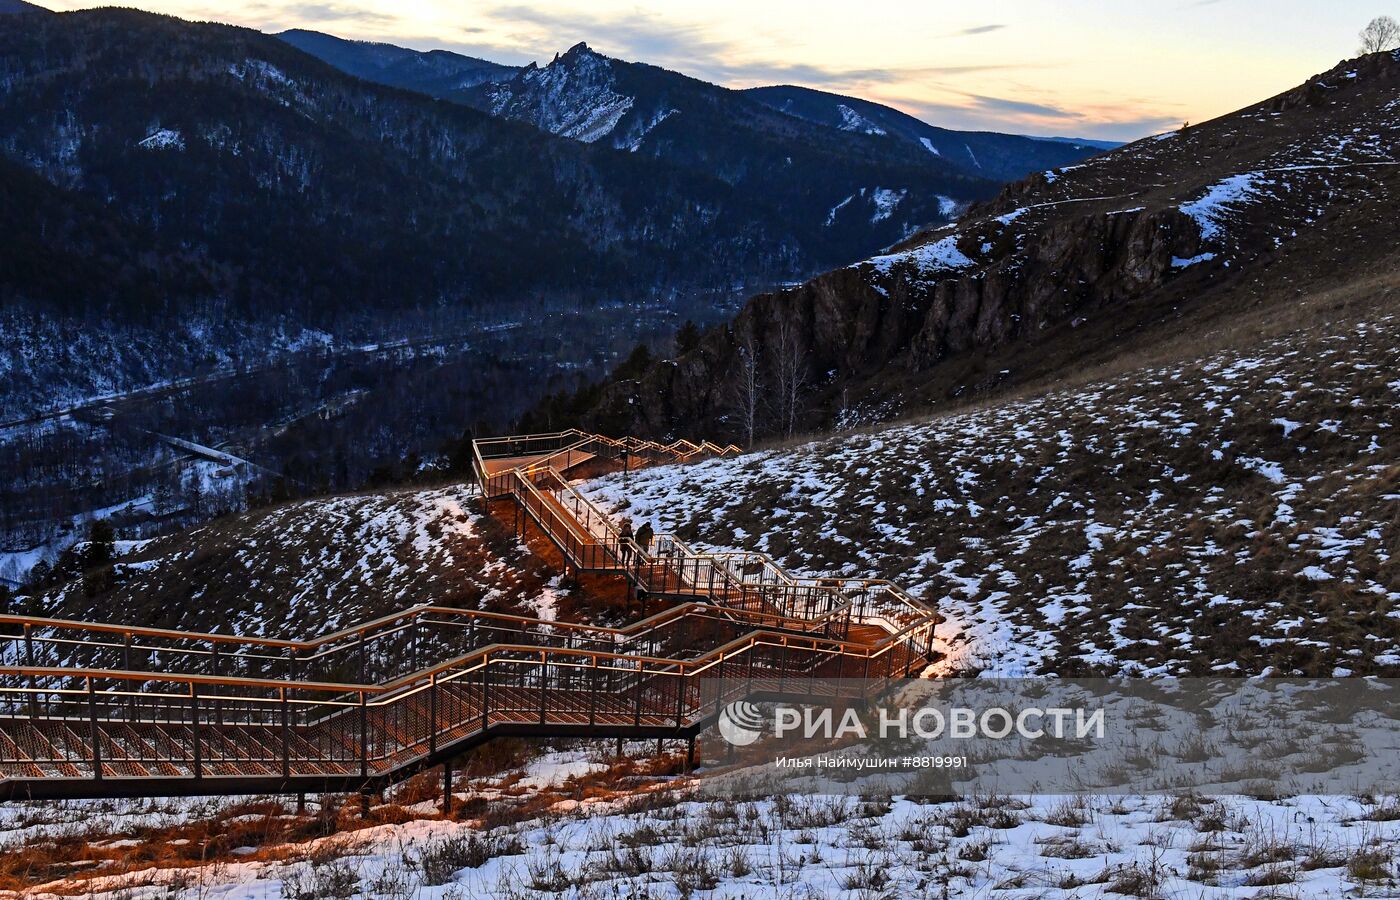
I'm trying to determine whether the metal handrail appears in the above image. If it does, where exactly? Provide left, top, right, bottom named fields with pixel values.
left=0, top=431, right=934, bottom=798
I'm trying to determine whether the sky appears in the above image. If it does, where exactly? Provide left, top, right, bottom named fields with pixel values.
left=43, top=0, right=1387, bottom=140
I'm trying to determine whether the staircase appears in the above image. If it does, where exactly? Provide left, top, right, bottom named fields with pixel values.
left=0, top=431, right=939, bottom=801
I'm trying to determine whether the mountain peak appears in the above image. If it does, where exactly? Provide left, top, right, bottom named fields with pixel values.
left=563, top=41, right=594, bottom=58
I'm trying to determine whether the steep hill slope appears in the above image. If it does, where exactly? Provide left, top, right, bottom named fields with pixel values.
left=746, top=84, right=1117, bottom=181
left=21, top=485, right=565, bottom=636
left=454, top=43, right=1001, bottom=243
left=552, top=50, right=1400, bottom=441
left=581, top=312, right=1400, bottom=678
left=277, top=28, right=515, bottom=96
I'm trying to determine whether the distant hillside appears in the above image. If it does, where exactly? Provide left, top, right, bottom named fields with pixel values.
left=453, top=42, right=1005, bottom=243
left=0, top=0, right=48, bottom=14
left=277, top=28, right=515, bottom=96
left=0, top=11, right=808, bottom=325
left=1, top=9, right=987, bottom=420
left=549, top=50, right=1400, bottom=441
left=745, top=84, right=1115, bottom=182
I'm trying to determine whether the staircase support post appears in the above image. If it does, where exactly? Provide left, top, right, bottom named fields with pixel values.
left=686, top=736, right=696, bottom=774
left=442, top=761, right=453, bottom=817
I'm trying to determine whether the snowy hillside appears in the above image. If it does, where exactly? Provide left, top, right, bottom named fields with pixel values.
left=33, top=484, right=570, bottom=637
left=582, top=316, right=1400, bottom=677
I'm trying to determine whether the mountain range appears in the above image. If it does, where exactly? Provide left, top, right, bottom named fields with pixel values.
left=540, top=49, right=1400, bottom=441
left=276, top=28, right=515, bottom=97
left=0, top=7, right=1111, bottom=419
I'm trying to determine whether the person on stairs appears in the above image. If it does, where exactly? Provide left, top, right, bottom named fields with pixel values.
left=635, top=521, right=654, bottom=556
left=619, top=519, right=635, bottom=565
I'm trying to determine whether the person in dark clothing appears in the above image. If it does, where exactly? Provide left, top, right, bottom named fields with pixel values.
left=619, top=519, right=634, bottom=565
left=635, top=521, right=654, bottom=554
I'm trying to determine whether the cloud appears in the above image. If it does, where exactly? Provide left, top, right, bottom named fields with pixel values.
left=957, top=24, right=1007, bottom=36
left=480, top=5, right=1034, bottom=88
left=898, top=92, right=1180, bottom=142
left=280, top=2, right=395, bottom=24
left=963, top=92, right=1079, bottom=119
left=215, top=0, right=398, bottom=27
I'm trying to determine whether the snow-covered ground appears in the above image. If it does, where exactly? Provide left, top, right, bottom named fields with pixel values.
left=582, top=317, right=1399, bottom=678
left=31, top=484, right=561, bottom=639
left=9, top=783, right=1398, bottom=898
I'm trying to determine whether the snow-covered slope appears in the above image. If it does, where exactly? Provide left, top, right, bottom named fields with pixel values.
left=33, top=484, right=567, bottom=637
left=581, top=315, right=1400, bottom=677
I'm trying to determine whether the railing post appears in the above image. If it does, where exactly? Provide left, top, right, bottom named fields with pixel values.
left=675, top=664, right=686, bottom=728
left=123, top=632, right=135, bottom=720
left=412, top=617, right=421, bottom=673
left=429, top=673, right=438, bottom=756
left=211, top=644, right=223, bottom=727
left=190, top=683, right=202, bottom=780
left=538, top=651, right=548, bottom=725
left=359, top=689, right=369, bottom=780
left=86, top=676, right=102, bottom=781
left=480, top=653, right=490, bottom=732
left=633, top=664, right=644, bottom=727
left=23, top=624, right=37, bottom=717
left=280, top=686, right=291, bottom=781
left=588, top=655, right=598, bottom=726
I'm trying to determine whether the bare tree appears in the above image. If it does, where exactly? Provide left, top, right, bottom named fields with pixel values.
left=768, top=319, right=809, bottom=439
left=728, top=333, right=762, bottom=447
left=1359, top=15, right=1400, bottom=53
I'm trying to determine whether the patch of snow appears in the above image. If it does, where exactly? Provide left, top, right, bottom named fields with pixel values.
left=1179, top=172, right=1269, bottom=242
left=137, top=128, right=184, bottom=151
left=836, top=104, right=886, bottom=135
left=869, top=187, right=907, bottom=223
left=863, top=232, right=974, bottom=276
